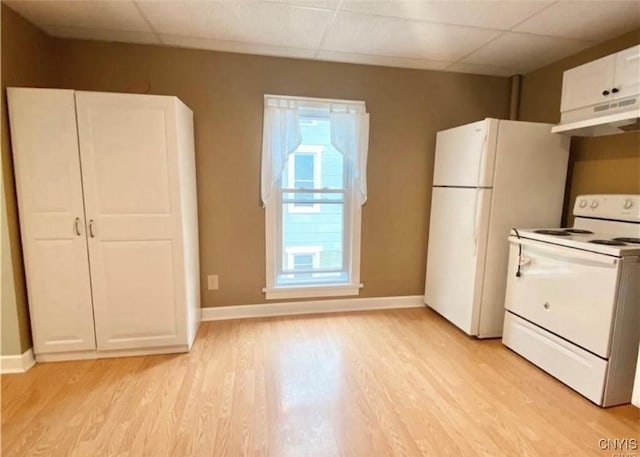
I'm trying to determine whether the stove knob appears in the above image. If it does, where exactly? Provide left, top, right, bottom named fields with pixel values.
left=590, top=200, right=599, bottom=208
left=624, top=198, right=633, bottom=209
left=579, top=199, right=587, bottom=208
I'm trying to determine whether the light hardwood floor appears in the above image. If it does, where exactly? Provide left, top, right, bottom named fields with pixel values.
left=2, top=308, right=639, bottom=457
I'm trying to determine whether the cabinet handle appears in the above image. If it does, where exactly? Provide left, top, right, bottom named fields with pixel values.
left=89, top=220, right=96, bottom=238
left=612, top=87, right=619, bottom=93
left=602, top=90, right=610, bottom=96
left=74, top=217, right=82, bottom=236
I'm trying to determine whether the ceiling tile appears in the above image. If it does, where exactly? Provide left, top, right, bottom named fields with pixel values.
left=460, top=32, right=594, bottom=73
left=445, top=62, right=518, bottom=77
left=514, top=1, right=640, bottom=41
left=315, top=50, right=450, bottom=70
left=161, top=34, right=316, bottom=59
left=322, top=12, right=502, bottom=62
left=338, top=1, right=553, bottom=30
left=42, top=25, right=160, bottom=45
left=137, top=1, right=333, bottom=50
left=4, top=0, right=637, bottom=76
left=5, top=0, right=151, bottom=32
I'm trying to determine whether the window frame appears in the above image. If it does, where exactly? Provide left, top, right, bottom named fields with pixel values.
left=263, top=96, right=364, bottom=300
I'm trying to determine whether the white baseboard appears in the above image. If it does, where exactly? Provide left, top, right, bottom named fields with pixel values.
left=201, top=295, right=425, bottom=321
left=0, top=298, right=424, bottom=367
left=1, top=348, right=36, bottom=374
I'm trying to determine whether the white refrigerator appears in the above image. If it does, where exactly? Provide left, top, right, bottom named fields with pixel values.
left=424, top=118, right=570, bottom=338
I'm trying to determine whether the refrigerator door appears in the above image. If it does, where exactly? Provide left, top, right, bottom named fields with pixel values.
left=432, top=118, right=498, bottom=188
left=425, top=186, right=492, bottom=335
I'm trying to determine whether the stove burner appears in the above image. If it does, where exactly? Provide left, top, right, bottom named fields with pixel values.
left=589, top=239, right=628, bottom=246
left=563, top=229, right=594, bottom=234
left=534, top=229, right=571, bottom=236
left=613, top=237, right=640, bottom=244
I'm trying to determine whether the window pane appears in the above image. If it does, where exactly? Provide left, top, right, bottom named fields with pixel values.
left=318, top=146, right=344, bottom=190
left=294, top=154, right=314, bottom=185
left=284, top=116, right=344, bottom=190
left=281, top=202, right=344, bottom=282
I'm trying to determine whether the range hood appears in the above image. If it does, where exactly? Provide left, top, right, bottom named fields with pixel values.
left=552, top=109, right=640, bottom=136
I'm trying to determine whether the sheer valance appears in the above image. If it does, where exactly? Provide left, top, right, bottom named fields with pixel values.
left=261, top=95, right=369, bottom=206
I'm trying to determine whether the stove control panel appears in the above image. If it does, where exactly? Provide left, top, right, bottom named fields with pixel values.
left=573, top=194, right=640, bottom=222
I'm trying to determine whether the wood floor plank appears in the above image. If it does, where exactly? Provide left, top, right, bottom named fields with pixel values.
left=2, top=308, right=638, bottom=457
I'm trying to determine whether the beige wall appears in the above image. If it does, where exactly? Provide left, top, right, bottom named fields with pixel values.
left=1, top=4, right=512, bottom=313
left=1, top=4, right=56, bottom=354
left=1, top=5, right=637, bottom=354
left=49, top=37, right=511, bottom=308
left=519, top=29, right=640, bottom=225
left=1, top=157, right=21, bottom=355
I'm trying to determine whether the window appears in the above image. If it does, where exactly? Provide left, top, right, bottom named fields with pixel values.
left=261, top=95, right=369, bottom=300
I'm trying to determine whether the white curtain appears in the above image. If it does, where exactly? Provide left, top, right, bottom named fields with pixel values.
left=330, top=105, right=370, bottom=205
left=260, top=97, right=302, bottom=206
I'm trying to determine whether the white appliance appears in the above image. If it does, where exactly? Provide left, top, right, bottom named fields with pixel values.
left=424, top=118, right=570, bottom=338
left=503, top=194, right=640, bottom=407
left=8, top=88, right=201, bottom=362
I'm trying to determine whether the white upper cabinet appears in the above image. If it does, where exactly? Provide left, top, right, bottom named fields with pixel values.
left=7, top=89, right=97, bottom=354
left=560, top=54, right=616, bottom=113
left=560, top=45, right=640, bottom=114
left=614, top=45, right=640, bottom=100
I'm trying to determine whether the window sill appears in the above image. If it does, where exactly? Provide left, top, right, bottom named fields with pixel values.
left=263, top=283, right=363, bottom=300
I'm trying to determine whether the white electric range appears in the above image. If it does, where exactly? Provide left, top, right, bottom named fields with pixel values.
left=502, top=194, right=640, bottom=407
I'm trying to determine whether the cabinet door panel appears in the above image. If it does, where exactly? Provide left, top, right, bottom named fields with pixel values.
left=99, top=241, right=177, bottom=343
left=613, top=45, right=640, bottom=100
left=75, top=92, right=186, bottom=351
left=89, top=107, right=171, bottom=215
left=561, top=54, right=615, bottom=112
left=7, top=88, right=96, bottom=354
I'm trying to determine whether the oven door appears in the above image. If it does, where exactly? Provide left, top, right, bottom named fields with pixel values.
left=505, top=237, right=621, bottom=358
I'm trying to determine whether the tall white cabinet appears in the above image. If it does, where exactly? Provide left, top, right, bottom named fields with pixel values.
left=8, top=88, right=200, bottom=362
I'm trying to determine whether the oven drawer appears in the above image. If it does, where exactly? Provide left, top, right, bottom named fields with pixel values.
left=505, top=239, right=620, bottom=358
left=503, top=312, right=608, bottom=405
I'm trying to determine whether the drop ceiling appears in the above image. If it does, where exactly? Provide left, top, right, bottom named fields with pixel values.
left=6, top=0, right=640, bottom=76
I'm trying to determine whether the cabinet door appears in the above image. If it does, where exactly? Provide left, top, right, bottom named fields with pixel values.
left=560, top=54, right=615, bottom=112
left=75, top=92, right=186, bottom=351
left=613, top=45, right=640, bottom=100
left=7, top=88, right=96, bottom=354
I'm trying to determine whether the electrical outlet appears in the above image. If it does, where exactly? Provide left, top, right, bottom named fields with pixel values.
left=207, top=275, right=219, bottom=290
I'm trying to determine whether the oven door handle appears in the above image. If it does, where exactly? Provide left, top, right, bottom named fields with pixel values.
left=508, top=236, right=618, bottom=266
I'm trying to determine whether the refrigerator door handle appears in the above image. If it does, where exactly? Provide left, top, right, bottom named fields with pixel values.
left=476, top=134, right=488, bottom=187
left=473, top=187, right=481, bottom=255
left=472, top=134, right=487, bottom=255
